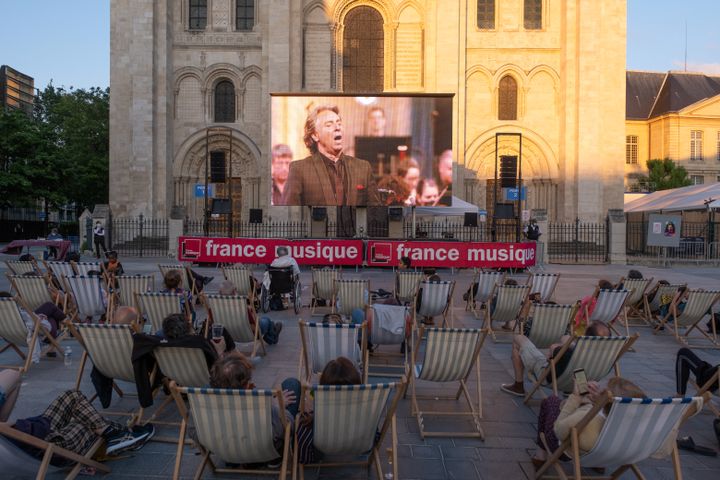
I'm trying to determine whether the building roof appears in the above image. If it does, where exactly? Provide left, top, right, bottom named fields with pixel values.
left=626, top=70, right=720, bottom=120
left=624, top=183, right=720, bottom=212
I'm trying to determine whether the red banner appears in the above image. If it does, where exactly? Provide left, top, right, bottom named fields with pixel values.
left=178, top=237, right=364, bottom=266
left=366, top=240, right=537, bottom=268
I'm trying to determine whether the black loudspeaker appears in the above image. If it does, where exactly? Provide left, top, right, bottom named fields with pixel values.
left=211, top=198, right=231, bottom=214
left=312, top=207, right=327, bottom=221
left=210, top=151, right=226, bottom=183
left=464, top=212, right=478, bottom=227
left=494, top=203, right=515, bottom=219
left=388, top=207, right=403, bottom=221
left=249, top=208, right=263, bottom=224
left=500, top=155, right=518, bottom=188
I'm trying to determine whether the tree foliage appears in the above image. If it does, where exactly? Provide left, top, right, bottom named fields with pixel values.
left=638, top=158, right=692, bottom=192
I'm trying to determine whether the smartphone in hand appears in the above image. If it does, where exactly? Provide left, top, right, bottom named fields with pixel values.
left=573, top=368, right=589, bottom=395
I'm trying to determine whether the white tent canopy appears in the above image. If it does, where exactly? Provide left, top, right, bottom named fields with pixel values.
left=624, top=183, right=720, bottom=213
left=414, top=196, right=480, bottom=216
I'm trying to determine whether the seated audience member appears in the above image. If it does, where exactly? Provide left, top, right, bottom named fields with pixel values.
left=209, top=351, right=299, bottom=465
left=398, top=256, right=412, bottom=270
left=0, top=291, right=63, bottom=362
left=658, top=285, right=689, bottom=320
left=415, top=273, right=442, bottom=324
left=103, top=250, right=124, bottom=284
left=0, top=369, right=22, bottom=422
left=46, top=228, right=63, bottom=260
left=573, top=279, right=614, bottom=335
left=627, top=269, right=643, bottom=280
left=296, top=356, right=362, bottom=464
left=500, top=321, right=611, bottom=397
left=676, top=348, right=719, bottom=396
left=645, top=279, right=670, bottom=307
left=530, top=377, right=645, bottom=468
left=161, top=269, right=195, bottom=323
left=186, top=267, right=214, bottom=294
left=262, top=246, right=301, bottom=309
left=216, top=280, right=283, bottom=345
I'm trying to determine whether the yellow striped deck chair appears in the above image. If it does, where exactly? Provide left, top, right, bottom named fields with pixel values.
left=622, top=277, right=653, bottom=320
left=158, top=264, right=197, bottom=295
left=63, top=275, right=108, bottom=323
left=394, top=271, right=424, bottom=306
left=71, top=261, right=101, bottom=277
left=655, top=289, right=720, bottom=348
left=335, top=279, right=368, bottom=318
left=4, top=260, right=38, bottom=276
left=0, top=297, right=52, bottom=372
left=174, top=385, right=291, bottom=480
left=410, top=327, right=488, bottom=439
left=298, top=320, right=368, bottom=382
left=466, top=270, right=505, bottom=318
left=204, top=294, right=264, bottom=357
left=222, top=265, right=255, bottom=299
left=415, top=280, right=456, bottom=327
left=527, top=272, right=560, bottom=303
left=484, top=284, right=529, bottom=340
left=524, top=334, right=638, bottom=402
left=642, top=283, right=685, bottom=324
left=310, top=268, right=339, bottom=316
left=7, top=274, right=58, bottom=311
left=526, top=303, right=575, bottom=349
left=296, top=381, right=406, bottom=480
left=135, top=292, right=187, bottom=332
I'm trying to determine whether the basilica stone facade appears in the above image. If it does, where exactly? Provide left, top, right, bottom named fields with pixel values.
left=110, top=0, right=626, bottom=222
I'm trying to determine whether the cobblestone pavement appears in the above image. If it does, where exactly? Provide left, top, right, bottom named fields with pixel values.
left=1, top=255, right=719, bottom=479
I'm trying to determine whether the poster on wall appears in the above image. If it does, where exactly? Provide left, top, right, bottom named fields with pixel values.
left=646, top=214, right=682, bottom=248
left=270, top=94, right=454, bottom=207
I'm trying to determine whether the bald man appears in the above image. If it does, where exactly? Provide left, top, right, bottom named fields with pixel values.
left=111, top=306, right=138, bottom=326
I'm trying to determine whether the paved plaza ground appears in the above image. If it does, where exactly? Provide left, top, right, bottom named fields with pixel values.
left=1, top=254, right=719, bottom=479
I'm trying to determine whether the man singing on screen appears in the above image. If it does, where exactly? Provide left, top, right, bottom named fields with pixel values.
left=281, top=105, right=381, bottom=206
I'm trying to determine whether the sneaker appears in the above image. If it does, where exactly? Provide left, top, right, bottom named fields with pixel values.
left=266, top=458, right=283, bottom=469
left=128, top=424, right=155, bottom=451
left=105, top=423, right=154, bottom=454
left=500, top=383, right=526, bottom=397
left=273, top=321, right=283, bottom=337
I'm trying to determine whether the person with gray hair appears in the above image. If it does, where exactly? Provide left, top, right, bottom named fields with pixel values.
left=271, top=143, right=293, bottom=206
left=282, top=104, right=380, bottom=206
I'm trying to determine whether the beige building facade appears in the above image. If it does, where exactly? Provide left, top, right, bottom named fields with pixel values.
left=110, top=0, right=627, bottom=223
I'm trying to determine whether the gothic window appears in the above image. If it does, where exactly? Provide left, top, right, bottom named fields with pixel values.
left=189, top=0, right=207, bottom=30
left=236, top=0, right=255, bottom=31
left=524, top=0, right=542, bottom=30
left=498, top=75, right=518, bottom=121
left=214, top=81, right=236, bottom=123
left=477, top=0, right=495, bottom=29
left=342, top=6, right=384, bottom=93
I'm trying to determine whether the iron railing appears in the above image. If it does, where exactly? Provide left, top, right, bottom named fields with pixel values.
left=183, top=219, right=309, bottom=239
left=110, top=216, right=169, bottom=257
left=626, top=221, right=720, bottom=264
left=547, top=218, right=608, bottom=264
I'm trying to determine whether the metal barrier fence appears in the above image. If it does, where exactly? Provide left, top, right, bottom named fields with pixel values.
left=547, top=218, right=608, bottom=264
left=626, top=221, right=720, bottom=264
left=110, top=216, right=169, bottom=257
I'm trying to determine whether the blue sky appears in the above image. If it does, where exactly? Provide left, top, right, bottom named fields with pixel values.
left=0, top=0, right=718, bottom=91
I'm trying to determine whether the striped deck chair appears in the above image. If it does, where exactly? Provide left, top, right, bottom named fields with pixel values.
left=415, top=280, right=456, bottom=327
left=43, top=260, right=75, bottom=288
left=335, top=279, right=368, bottom=318
left=158, top=264, right=197, bottom=295
left=0, top=423, right=109, bottom=480
left=173, top=385, right=291, bottom=480
left=394, top=271, right=424, bottom=306
left=310, top=268, right=339, bottom=316
left=114, top=274, right=154, bottom=311
left=4, top=260, right=38, bottom=276
left=484, top=284, right=529, bottom=340
left=0, top=297, right=55, bottom=372
left=296, top=381, right=406, bottom=480
left=298, top=320, right=368, bottom=382
left=622, top=277, right=653, bottom=321
left=72, top=323, right=144, bottom=425
left=135, top=292, right=187, bottom=332
left=410, top=327, right=488, bottom=439
left=525, top=303, right=575, bottom=349
left=587, top=289, right=631, bottom=336
left=524, top=334, right=638, bottom=402
left=655, top=289, right=720, bottom=348
left=72, top=261, right=101, bottom=276
left=7, top=274, right=59, bottom=311
left=642, top=283, right=685, bottom=325
left=694, top=367, right=719, bottom=416
left=367, top=304, right=412, bottom=377
left=536, top=393, right=706, bottom=480
left=466, top=270, right=505, bottom=318
left=204, top=294, right=264, bottom=357
left=222, top=265, right=255, bottom=299
left=527, top=273, right=560, bottom=303
left=63, top=275, right=108, bottom=323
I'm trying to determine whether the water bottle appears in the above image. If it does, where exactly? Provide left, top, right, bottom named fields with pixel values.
left=64, top=346, right=73, bottom=367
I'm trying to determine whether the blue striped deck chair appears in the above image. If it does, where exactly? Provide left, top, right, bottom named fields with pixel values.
left=298, top=320, right=368, bottom=383
left=524, top=334, right=638, bottom=402
left=587, top=289, right=631, bottom=336
left=527, top=272, right=560, bottom=303
left=655, top=289, right=720, bottom=348
left=536, top=393, right=707, bottom=480
left=0, top=297, right=56, bottom=372
left=63, top=275, right=108, bottom=324
left=173, top=385, right=291, bottom=480
left=484, top=284, right=529, bottom=341
left=73, top=323, right=145, bottom=425
left=367, top=304, right=412, bottom=377
left=0, top=422, right=109, bottom=480
left=466, top=270, right=505, bottom=318
left=71, top=261, right=101, bottom=277
left=622, top=277, right=653, bottom=321
left=295, top=381, right=406, bottom=480
left=642, top=283, right=685, bottom=325
left=135, top=292, right=187, bottom=332
left=7, top=274, right=59, bottom=311
left=415, top=280, right=456, bottom=327
left=310, top=268, right=340, bottom=316
left=158, top=264, right=197, bottom=295
left=4, top=260, right=38, bottom=276
left=222, top=265, right=255, bottom=300
left=394, top=271, right=424, bottom=306
left=526, top=303, right=576, bottom=349
left=335, top=279, right=368, bottom=318
left=204, top=294, right=264, bottom=357
left=410, top=327, right=488, bottom=439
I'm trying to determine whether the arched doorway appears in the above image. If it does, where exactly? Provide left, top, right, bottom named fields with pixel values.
left=342, top=6, right=384, bottom=93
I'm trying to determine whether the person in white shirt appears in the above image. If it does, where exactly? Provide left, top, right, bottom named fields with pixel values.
left=270, top=246, right=300, bottom=276
left=93, top=221, right=107, bottom=258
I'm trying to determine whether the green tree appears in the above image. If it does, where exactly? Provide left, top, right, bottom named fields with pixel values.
left=638, top=158, right=692, bottom=191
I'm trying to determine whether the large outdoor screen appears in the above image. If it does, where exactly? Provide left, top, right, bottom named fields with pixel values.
left=270, top=94, right=454, bottom=207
